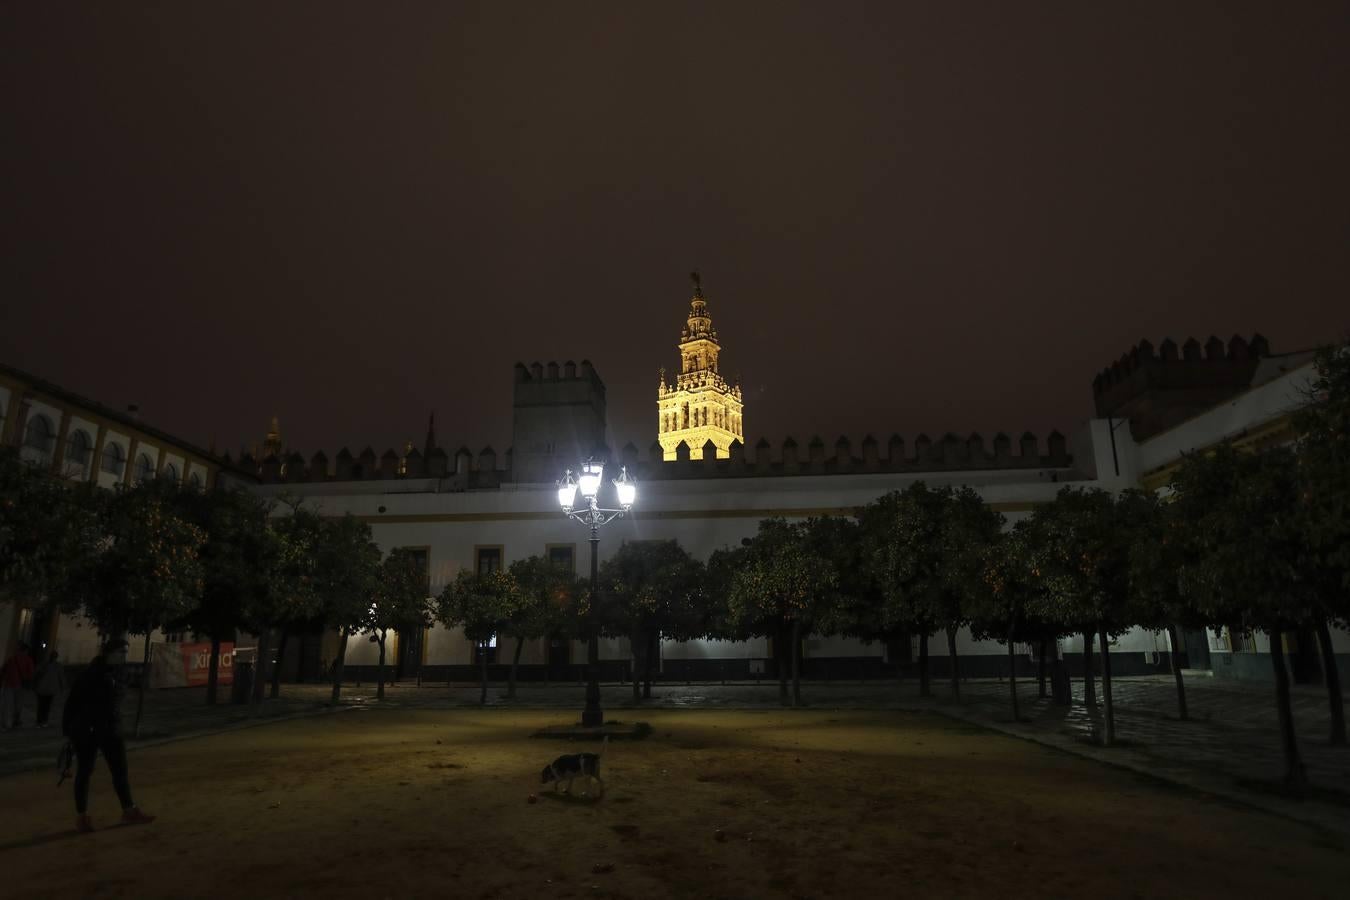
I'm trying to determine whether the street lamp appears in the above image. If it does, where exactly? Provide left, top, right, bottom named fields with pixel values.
left=559, top=458, right=636, bottom=728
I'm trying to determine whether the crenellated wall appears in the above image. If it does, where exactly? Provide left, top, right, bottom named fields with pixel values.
left=1092, top=334, right=1269, bottom=440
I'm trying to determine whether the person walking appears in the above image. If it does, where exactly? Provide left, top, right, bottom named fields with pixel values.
left=1, top=641, right=36, bottom=730
left=62, top=638, right=155, bottom=833
left=35, top=650, right=66, bottom=728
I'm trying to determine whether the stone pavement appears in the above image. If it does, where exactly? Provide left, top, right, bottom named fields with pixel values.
left=3, top=672, right=1347, bottom=836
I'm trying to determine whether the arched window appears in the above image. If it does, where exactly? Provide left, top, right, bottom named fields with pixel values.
left=162, top=462, right=179, bottom=483
left=102, top=442, right=126, bottom=476
left=66, top=429, right=93, bottom=467
left=134, top=453, right=155, bottom=483
left=22, top=414, right=55, bottom=464
left=102, top=442, right=126, bottom=475
left=189, top=472, right=203, bottom=491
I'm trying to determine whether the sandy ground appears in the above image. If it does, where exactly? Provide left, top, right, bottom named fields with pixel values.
left=0, top=709, right=1344, bottom=900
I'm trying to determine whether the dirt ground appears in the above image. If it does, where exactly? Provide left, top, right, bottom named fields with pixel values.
left=0, top=709, right=1344, bottom=900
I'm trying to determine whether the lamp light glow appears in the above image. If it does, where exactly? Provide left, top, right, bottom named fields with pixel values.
left=557, top=470, right=578, bottom=510
left=614, top=467, right=636, bottom=508
left=578, top=459, right=604, bottom=499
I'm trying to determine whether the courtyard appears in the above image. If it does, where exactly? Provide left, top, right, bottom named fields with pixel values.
left=1, top=707, right=1346, bottom=899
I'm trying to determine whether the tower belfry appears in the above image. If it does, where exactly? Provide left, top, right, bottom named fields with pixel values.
left=657, top=272, right=744, bottom=460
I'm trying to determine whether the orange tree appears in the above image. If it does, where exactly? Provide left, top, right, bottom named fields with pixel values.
left=936, top=487, right=1005, bottom=699
left=175, top=485, right=275, bottom=705
left=598, top=540, right=705, bottom=702
left=858, top=484, right=949, bottom=697
left=504, top=555, right=579, bottom=699
left=1171, top=443, right=1313, bottom=789
left=0, top=446, right=103, bottom=613
left=727, top=518, right=838, bottom=707
left=366, top=547, right=433, bottom=701
left=244, top=505, right=323, bottom=710
left=68, top=479, right=205, bottom=642
left=317, top=515, right=381, bottom=704
left=1293, top=344, right=1350, bottom=745
left=437, top=567, right=521, bottom=706
left=1127, top=490, right=1204, bottom=721
left=967, top=521, right=1041, bottom=721
left=1028, top=488, right=1145, bottom=746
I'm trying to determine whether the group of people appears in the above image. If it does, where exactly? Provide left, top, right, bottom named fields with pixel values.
left=0, top=641, right=66, bottom=729
left=1, top=638, right=154, bottom=833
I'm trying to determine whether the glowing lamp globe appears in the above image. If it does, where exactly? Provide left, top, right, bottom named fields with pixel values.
left=578, top=459, right=604, bottom=499
left=557, top=481, right=578, bottom=510
left=614, top=469, right=636, bottom=508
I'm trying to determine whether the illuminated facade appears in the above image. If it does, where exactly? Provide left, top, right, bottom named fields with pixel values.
left=657, top=273, right=744, bottom=460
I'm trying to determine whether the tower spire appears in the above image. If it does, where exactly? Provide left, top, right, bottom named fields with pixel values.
left=657, top=272, right=744, bottom=461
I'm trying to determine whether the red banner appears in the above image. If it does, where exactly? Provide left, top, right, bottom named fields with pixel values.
left=179, top=642, right=233, bottom=686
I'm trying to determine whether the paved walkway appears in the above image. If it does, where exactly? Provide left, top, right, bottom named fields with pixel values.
left=4, top=672, right=1347, bottom=835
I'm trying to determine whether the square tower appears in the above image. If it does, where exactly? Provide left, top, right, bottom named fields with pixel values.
left=511, top=360, right=607, bottom=483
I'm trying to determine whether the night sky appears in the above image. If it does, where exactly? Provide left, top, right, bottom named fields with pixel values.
left=2, top=3, right=1347, bottom=462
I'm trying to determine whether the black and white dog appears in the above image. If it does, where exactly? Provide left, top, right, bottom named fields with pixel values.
left=540, top=736, right=607, bottom=797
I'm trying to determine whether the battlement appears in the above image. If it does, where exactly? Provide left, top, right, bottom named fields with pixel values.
left=616, top=430, right=1071, bottom=481
left=245, top=426, right=1071, bottom=487
left=512, top=359, right=603, bottom=386
left=1092, top=334, right=1270, bottom=440
left=247, top=442, right=514, bottom=489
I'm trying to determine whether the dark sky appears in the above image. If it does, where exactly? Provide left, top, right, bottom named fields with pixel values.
left=3, top=3, right=1347, bottom=461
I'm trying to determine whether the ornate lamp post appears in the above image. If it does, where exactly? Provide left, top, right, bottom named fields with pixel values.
left=558, top=458, right=636, bottom=728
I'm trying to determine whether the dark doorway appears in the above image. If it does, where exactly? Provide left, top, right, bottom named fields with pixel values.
left=396, top=627, right=424, bottom=680
left=1181, top=629, right=1211, bottom=669
left=548, top=635, right=571, bottom=680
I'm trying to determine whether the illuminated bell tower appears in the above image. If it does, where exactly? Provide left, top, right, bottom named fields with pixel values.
left=658, top=272, right=744, bottom=460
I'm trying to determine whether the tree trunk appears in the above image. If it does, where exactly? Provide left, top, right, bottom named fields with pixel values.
left=1007, top=628, right=1020, bottom=722
left=918, top=631, right=930, bottom=697
left=1082, top=630, right=1096, bottom=707
left=1269, top=629, right=1308, bottom=791
left=1314, top=618, right=1346, bottom=746
left=946, top=626, right=960, bottom=700
left=376, top=632, right=387, bottom=701
left=206, top=633, right=222, bottom=706
left=1037, top=637, right=1047, bottom=699
left=791, top=619, right=802, bottom=708
left=643, top=631, right=656, bottom=699
left=631, top=629, right=643, bottom=702
left=777, top=624, right=789, bottom=706
left=479, top=639, right=489, bottom=706
left=269, top=628, right=289, bottom=699
left=330, top=627, right=350, bottom=704
left=1166, top=624, right=1188, bottom=721
left=1098, top=630, right=1115, bottom=747
left=133, top=633, right=151, bottom=738
left=509, top=635, right=524, bottom=699
left=251, top=629, right=273, bottom=716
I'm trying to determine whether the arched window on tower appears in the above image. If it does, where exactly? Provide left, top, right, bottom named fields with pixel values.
left=681, top=404, right=689, bottom=429
left=162, top=462, right=179, bottom=483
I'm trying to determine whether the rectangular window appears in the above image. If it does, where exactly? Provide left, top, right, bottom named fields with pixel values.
left=475, top=546, right=502, bottom=575
left=401, top=547, right=431, bottom=593
left=547, top=544, right=575, bottom=572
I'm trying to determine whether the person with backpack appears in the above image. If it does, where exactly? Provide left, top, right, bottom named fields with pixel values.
left=62, top=638, right=155, bottom=833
